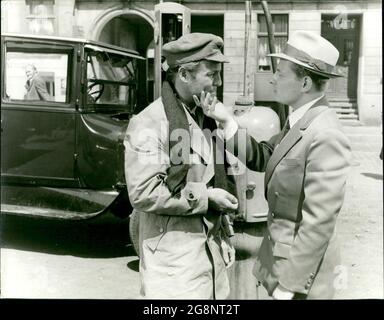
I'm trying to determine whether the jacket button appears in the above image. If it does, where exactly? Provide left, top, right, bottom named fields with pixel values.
left=188, top=192, right=195, bottom=200
left=271, top=212, right=275, bottom=218
left=159, top=227, right=164, bottom=233
left=275, top=191, right=279, bottom=197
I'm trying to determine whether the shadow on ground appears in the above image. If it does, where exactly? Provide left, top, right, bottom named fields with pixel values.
left=127, top=259, right=140, bottom=272
left=361, top=172, right=383, bottom=180
left=0, top=213, right=136, bottom=258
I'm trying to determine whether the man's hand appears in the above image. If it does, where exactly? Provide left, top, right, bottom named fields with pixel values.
left=272, top=284, right=294, bottom=300
left=193, top=91, right=233, bottom=126
left=207, top=188, right=238, bottom=212
left=221, top=237, right=236, bottom=268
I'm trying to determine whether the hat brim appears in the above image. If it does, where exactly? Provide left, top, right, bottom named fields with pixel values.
left=204, top=51, right=229, bottom=63
left=267, top=53, right=343, bottom=78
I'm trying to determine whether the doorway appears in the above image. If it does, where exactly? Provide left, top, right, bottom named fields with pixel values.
left=98, top=13, right=154, bottom=112
left=321, top=15, right=360, bottom=119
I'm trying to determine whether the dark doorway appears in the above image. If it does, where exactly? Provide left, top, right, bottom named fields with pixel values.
left=191, top=15, right=224, bottom=102
left=321, top=15, right=360, bottom=100
left=99, top=14, right=153, bottom=112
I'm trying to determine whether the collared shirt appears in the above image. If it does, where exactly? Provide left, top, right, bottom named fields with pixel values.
left=288, top=95, right=324, bottom=128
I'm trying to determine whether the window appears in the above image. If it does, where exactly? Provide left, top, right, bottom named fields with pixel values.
left=5, top=49, right=69, bottom=103
left=257, top=14, right=288, bottom=72
left=26, top=0, right=55, bottom=35
left=85, top=49, right=139, bottom=111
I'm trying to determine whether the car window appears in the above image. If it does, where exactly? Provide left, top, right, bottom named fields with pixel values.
left=5, top=50, right=69, bottom=104
left=86, top=50, right=138, bottom=111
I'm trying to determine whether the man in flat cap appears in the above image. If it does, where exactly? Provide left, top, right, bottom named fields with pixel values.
left=199, top=30, right=352, bottom=299
left=124, top=33, right=238, bottom=299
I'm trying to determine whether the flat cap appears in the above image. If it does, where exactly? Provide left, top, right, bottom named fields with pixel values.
left=162, top=33, right=229, bottom=68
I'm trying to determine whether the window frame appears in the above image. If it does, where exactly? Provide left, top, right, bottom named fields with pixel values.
left=256, top=13, right=289, bottom=73
left=83, top=48, right=140, bottom=114
left=25, top=0, right=56, bottom=35
left=2, top=39, right=76, bottom=110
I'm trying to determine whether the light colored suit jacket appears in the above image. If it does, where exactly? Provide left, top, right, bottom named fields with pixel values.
left=24, top=74, right=51, bottom=101
left=124, top=97, right=230, bottom=299
left=230, top=97, right=351, bottom=298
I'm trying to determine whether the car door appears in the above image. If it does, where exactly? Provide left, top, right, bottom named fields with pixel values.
left=1, top=36, right=78, bottom=188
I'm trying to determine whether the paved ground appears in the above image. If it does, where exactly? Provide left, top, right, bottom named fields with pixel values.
left=335, top=125, right=383, bottom=299
left=0, top=124, right=382, bottom=299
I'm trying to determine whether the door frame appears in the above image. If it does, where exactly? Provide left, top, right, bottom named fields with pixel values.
left=321, top=14, right=361, bottom=101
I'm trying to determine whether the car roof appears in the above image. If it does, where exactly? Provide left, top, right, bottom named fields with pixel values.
left=1, top=32, right=145, bottom=60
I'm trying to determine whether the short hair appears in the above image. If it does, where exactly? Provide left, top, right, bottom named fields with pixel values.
left=25, top=64, right=37, bottom=72
left=290, top=63, right=329, bottom=91
left=165, top=61, right=202, bottom=84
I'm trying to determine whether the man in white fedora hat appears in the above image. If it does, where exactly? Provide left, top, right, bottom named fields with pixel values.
left=196, top=30, right=352, bottom=299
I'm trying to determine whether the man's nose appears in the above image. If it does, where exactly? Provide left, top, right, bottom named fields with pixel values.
left=213, top=73, right=222, bottom=87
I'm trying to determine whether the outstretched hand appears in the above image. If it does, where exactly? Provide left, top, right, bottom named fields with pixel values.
left=193, top=91, right=233, bottom=126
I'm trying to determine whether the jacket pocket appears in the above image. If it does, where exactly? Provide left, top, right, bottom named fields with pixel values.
left=145, top=215, right=171, bottom=252
left=279, top=158, right=301, bottom=167
left=273, top=241, right=291, bottom=259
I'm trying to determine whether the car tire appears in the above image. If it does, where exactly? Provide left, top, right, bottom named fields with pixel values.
left=129, top=209, right=140, bottom=257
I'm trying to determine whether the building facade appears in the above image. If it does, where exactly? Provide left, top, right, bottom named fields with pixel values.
left=2, top=0, right=382, bottom=125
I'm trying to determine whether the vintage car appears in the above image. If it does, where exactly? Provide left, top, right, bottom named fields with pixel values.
left=1, top=30, right=280, bottom=257
left=1, top=33, right=146, bottom=249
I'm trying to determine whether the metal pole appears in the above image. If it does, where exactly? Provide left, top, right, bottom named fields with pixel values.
left=260, top=0, right=289, bottom=128
left=243, top=1, right=252, bottom=96
left=260, top=0, right=277, bottom=73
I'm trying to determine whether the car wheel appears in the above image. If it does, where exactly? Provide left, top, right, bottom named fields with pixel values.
left=129, top=209, right=140, bottom=257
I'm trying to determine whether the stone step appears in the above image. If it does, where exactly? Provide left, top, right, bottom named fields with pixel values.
left=338, top=114, right=359, bottom=119
left=340, top=119, right=361, bottom=126
left=328, top=98, right=357, bottom=102
left=329, top=102, right=357, bottom=108
left=333, top=108, right=358, bottom=114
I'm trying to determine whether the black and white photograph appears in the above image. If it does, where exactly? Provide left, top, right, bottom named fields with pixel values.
left=0, top=0, right=382, bottom=306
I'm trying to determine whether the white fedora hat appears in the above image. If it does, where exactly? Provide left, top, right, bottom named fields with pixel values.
left=268, top=30, right=342, bottom=78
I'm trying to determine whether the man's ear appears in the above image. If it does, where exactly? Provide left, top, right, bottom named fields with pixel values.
left=302, top=76, right=313, bottom=92
left=178, top=67, right=189, bottom=83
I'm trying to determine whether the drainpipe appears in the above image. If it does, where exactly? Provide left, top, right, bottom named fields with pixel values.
left=243, top=1, right=252, bottom=97
left=261, top=0, right=289, bottom=128
left=261, top=1, right=277, bottom=73
left=235, top=1, right=253, bottom=107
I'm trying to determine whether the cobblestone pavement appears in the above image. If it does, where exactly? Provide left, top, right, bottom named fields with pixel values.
left=1, top=125, right=382, bottom=300
left=335, top=125, right=383, bottom=299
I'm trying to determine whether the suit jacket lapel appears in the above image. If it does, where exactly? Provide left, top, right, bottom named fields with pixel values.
left=264, top=123, right=303, bottom=187
left=264, top=97, right=329, bottom=189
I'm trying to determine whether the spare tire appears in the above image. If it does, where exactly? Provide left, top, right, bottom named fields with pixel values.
left=129, top=209, right=140, bottom=257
